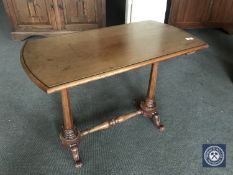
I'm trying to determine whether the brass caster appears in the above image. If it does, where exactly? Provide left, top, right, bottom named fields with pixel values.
left=75, top=160, right=83, bottom=168
left=151, top=113, right=165, bottom=132
left=158, top=124, right=165, bottom=132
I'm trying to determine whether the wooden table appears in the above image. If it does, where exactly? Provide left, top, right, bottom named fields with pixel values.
left=21, top=21, right=208, bottom=168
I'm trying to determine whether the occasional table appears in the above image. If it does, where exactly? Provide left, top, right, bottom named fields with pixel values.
left=21, top=21, right=208, bottom=168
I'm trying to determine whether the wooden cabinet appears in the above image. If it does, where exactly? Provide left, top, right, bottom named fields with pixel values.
left=168, top=0, right=233, bottom=33
left=206, top=0, right=233, bottom=27
left=168, top=0, right=209, bottom=28
left=3, top=0, right=106, bottom=40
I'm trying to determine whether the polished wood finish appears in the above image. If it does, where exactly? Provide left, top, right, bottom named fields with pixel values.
left=3, top=0, right=106, bottom=40
left=61, top=89, right=73, bottom=130
left=20, top=21, right=208, bottom=168
left=21, top=21, right=208, bottom=94
left=169, top=0, right=233, bottom=31
left=147, top=63, right=158, bottom=100
left=81, top=110, right=142, bottom=137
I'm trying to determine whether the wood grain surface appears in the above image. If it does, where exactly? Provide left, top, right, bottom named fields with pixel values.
left=21, top=21, right=208, bottom=93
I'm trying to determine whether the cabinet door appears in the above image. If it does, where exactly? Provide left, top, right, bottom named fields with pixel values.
left=59, top=0, right=105, bottom=30
left=207, top=0, right=233, bottom=25
left=169, top=0, right=210, bottom=28
left=5, top=0, right=57, bottom=31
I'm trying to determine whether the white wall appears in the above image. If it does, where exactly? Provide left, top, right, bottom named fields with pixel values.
left=126, top=0, right=167, bottom=23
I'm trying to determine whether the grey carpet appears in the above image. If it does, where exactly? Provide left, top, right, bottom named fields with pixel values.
left=0, top=2, right=233, bottom=175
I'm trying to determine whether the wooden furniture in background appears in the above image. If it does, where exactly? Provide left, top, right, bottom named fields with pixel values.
left=3, top=0, right=106, bottom=40
left=168, top=0, right=233, bottom=33
left=21, top=21, right=208, bottom=167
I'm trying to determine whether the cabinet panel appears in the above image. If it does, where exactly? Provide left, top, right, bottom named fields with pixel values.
left=169, top=0, right=233, bottom=30
left=62, top=0, right=96, bottom=23
left=60, top=0, right=105, bottom=30
left=208, top=0, right=233, bottom=24
left=169, top=0, right=209, bottom=28
left=3, top=0, right=106, bottom=39
left=6, top=0, right=57, bottom=31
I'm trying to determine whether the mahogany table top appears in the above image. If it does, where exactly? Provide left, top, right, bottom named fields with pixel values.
left=21, top=21, right=208, bottom=94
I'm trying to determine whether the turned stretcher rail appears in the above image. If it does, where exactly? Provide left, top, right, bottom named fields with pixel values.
left=80, top=110, right=143, bottom=137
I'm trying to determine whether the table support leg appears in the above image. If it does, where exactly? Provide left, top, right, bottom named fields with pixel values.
left=59, top=89, right=83, bottom=168
left=140, top=63, right=165, bottom=132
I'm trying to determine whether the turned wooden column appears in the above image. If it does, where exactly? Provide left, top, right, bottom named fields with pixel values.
left=140, top=63, right=165, bottom=132
left=61, top=89, right=74, bottom=130
left=60, top=89, right=82, bottom=168
left=147, top=62, right=158, bottom=103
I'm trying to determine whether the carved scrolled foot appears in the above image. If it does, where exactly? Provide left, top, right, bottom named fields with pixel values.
left=60, top=128, right=83, bottom=168
left=151, top=113, right=165, bottom=132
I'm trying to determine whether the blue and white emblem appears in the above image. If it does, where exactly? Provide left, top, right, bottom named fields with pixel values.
left=203, top=144, right=226, bottom=167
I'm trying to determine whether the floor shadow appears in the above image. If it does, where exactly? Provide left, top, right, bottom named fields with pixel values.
left=221, top=60, right=233, bottom=82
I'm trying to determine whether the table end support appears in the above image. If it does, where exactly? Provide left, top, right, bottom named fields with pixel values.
left=60, top=89, right=82, bottom=168
left=140, top=63, right=165, bottom=132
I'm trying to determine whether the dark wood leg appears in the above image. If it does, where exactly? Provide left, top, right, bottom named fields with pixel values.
left=140, top=63, right=165, bottom=132
left=59, top=89, right=83, bottom=168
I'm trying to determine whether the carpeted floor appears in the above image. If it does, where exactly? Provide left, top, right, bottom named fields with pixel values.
left=0, top=2, right=233, bottom=175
